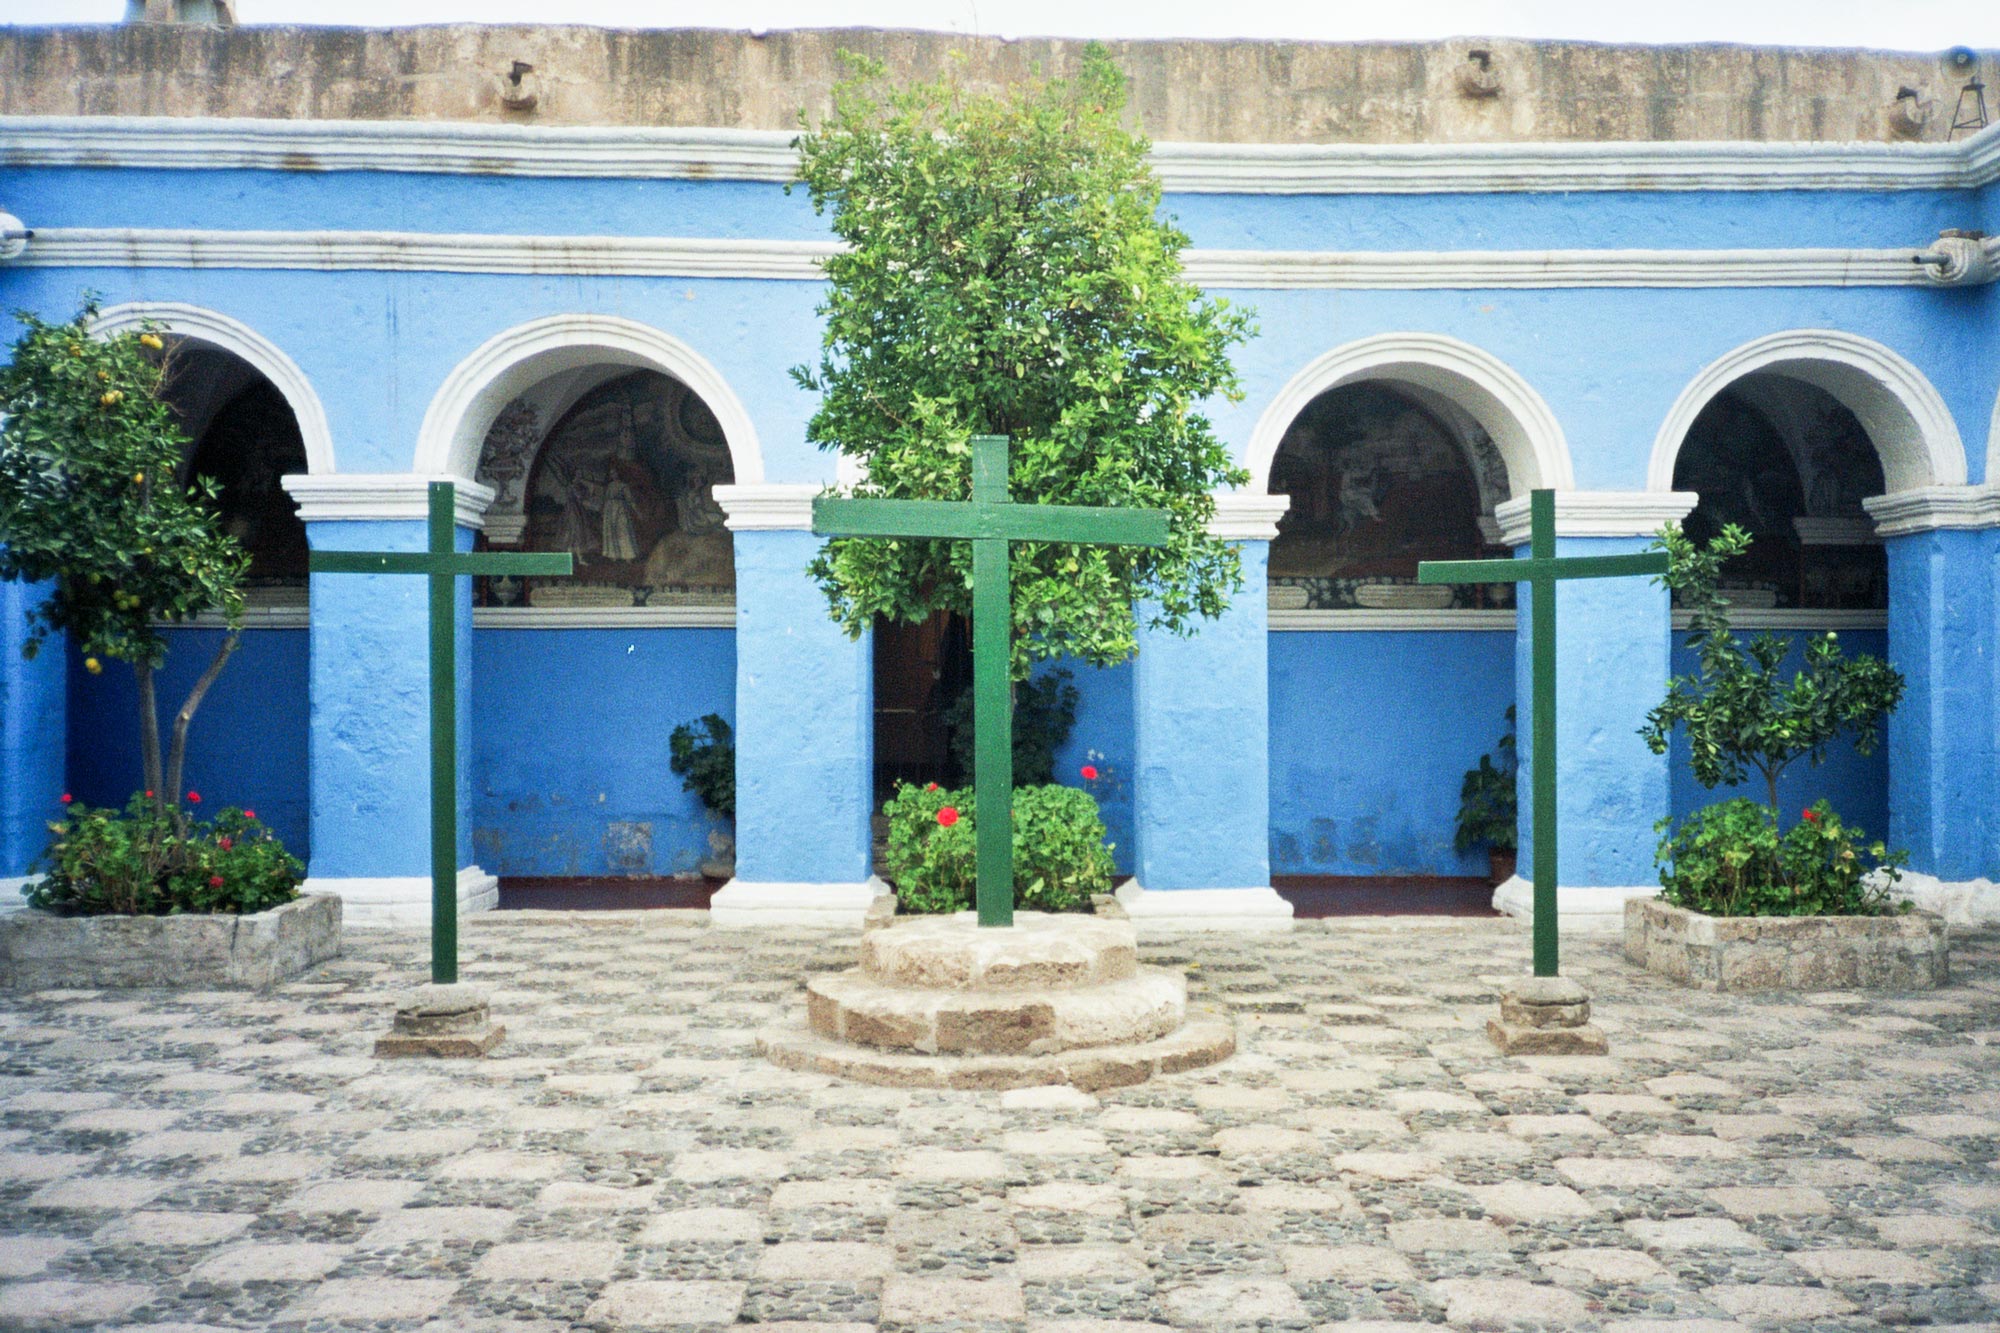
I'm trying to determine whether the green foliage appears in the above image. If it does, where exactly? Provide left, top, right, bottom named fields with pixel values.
left=1654, top=798, right=1905, bottom=917
left=943, top=668, right=1079, bottom=786
left=668, top=713, right=735, bottom=818
left=879, top=780, right=1115, bottom=915
left=1641, top=523, right=1905, bottom=818
left=28, top=797, right=303, bottom=918
left=1454, top=706, right=1518, bottom=854
left=791, top=47, right=1255, bottom=678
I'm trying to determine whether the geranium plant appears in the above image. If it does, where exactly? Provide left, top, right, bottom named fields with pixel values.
left=30, top=796, right=301, bottom=917
left=880, top=780, right=1113, bottom=915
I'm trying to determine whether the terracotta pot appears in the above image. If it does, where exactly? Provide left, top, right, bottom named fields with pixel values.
left=1488, top=848, right=1517, bottom=887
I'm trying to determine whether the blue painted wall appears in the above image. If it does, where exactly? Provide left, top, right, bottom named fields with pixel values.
left=1045, top=659, right=1135, bottom=876
left=1666, top=628, right=1891, bottom=842
left=1268, top=630, right=1514, bottom=877
left=64, top=628, right=311, bottom=855
left=471, top=627, right=734, bottom=877
left=1, top=577, right=67, bottom=879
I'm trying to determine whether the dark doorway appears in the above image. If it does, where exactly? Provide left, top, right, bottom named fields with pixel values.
left=873, top=609, right=973, bottom=798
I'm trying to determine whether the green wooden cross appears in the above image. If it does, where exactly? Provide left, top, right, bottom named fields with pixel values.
left=308, top=482, right=572, bottom=984
left=814, top=435, right=1169, bottom=928
left=1418, top=489, right=1668, bottom=978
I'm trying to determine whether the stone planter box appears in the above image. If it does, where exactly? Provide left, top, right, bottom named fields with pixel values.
left=1624, top=897, right=1947, bottom=992
left=0, top=893, right=342, bottom=990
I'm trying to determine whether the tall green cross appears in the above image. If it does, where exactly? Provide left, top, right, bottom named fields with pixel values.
left=814, top=434, right=1169, bottom=928
left=308, top=482, right=572, bottom=983
left=1418, top=489, right=1668, bottom=977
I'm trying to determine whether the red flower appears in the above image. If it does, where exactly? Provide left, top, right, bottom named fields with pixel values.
left=1801, top=808, right=1819, bottom=822
left=936, top=806, right=960, bottom=828
left=186, top=791, right=201, bottom=804
left=1080, top=765, right=1099, bottom=781
left=207, top=875, right=224, bottom=888
left=59, top=793, right=73, bottom=804
left=218, top=836, right=232, bottom=851
left=925, top=783, right=938, bottom=792
left=145, top=790, right=154, bottom=798
left=243, top=810, right=256, bottom=820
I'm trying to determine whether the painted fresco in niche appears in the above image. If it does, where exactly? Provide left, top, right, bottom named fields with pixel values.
left=479, top=370, right=735, bottom=608
left=1673, top=388, right=1887, bottom=610
left=1266, top=383, right=1509, bottom=611
left=180, top=377, right=310, bottom=590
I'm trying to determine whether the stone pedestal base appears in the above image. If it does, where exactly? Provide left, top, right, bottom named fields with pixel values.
left=375, top=982, right=505, bottom=1058
left=1486, top=975, right=1608, bottom=1055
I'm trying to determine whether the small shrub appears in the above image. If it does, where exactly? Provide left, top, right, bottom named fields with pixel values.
left=668, top=713, right=734, bottom=818
left=1654, top=797, right=1905, bottom=918
left=880, top=781, right=1115, bottom=915
left=943, top=668, right=1080, bottom=786
left=1453, top=706, right=1517, bottom=854
left=28, top=796, right=303, bottom=917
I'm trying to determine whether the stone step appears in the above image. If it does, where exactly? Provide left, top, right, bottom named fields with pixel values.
left=760, top=1006, right=1235, bottom=1091
left=859, top=910, right=1138, bottom=990
left=807, top=966, right=1186, bottom=1056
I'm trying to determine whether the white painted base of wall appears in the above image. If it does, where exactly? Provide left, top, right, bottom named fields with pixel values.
left=1892, top=871, right=2000, bottom=925
left=1115, top=883, right=1295, bottom=932
left=709, top=877, right=890, bottom=929
left=0, top=877, right=31, bottom=915
left=1493, top=875, right=1659, bottom=934
left=301, top=865, right=498, bottom=929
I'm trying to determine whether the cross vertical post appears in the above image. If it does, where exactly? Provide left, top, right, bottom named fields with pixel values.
left=1419, top=489, right=1668, bottom=977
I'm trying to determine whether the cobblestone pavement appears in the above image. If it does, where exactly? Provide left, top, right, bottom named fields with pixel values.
left=2, top=913, right=1998, bottom=1332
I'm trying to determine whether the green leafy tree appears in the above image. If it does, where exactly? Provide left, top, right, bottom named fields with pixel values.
left=1640, top=522, right=1904, bottom=821
left=0, top=301, right=249, bottom=811
left=791, top=47, right=1255, bottom=678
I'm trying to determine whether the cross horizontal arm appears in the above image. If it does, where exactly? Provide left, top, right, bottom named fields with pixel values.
left=813, top=497, right=1170, bottom=548
left=310, top=551, right=575, bottom=577
left=1418, top=552, right=1669, bottom=586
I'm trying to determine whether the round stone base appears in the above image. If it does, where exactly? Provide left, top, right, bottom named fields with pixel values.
left=859, top=910, right=1138, bottom=990
left=759, top=1007, right=1235, bottom=1091
left=806, top=966, right=1185, bottom=1055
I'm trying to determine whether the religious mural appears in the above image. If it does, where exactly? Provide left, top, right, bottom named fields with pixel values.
left=1266, top=382, right=1509, bottom=610
left=1673, top=387, right=1887, bottom=610
left=179, top=374, right=311, bottom=588
left=476, top=370, right=736, bottom=608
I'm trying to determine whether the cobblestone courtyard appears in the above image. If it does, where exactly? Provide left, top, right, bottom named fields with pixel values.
left=2, top=914, right=1998, bottom=1332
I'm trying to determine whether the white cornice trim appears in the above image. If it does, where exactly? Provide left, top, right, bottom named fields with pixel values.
left=712, top=482, right=821, bottom=532
left=1669, top=608, right=1887, bottom=631
left=1268, top=608, right=1516, bottom=631
left=474, top=605, right=735, bottom=628
left=1209, top=493, right=1290, bottom=541
left=5, top=115, right=1998, bottom=193
left=282, top=473, right=495, bottom=527
left=1494, top=490, right=1698, bottom=545
left=1862, top=484, right=2000, bottom=536
left=15, top=227, right=1990, bottom=290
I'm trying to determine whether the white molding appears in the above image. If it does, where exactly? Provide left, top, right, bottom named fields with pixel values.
left=304, top=865, right=497, bottom=930
left=1208, top=492, right=1290, bottom=541
left=1246, top=332, right=1573, bottom=497
left=1493, top=875, right=1657, bottom=934
left=473, top=605, right=735, bottom=629
left=1268, top=608, right=1516, bottom=631
left=1862, top=483, right=2000, bottom=536
left=282, top=473, right=494, bottom=527
left=707, top=877, right=889, bottom=929
left=6, top=114, right=1998, bottom=193
left=88, top=301, right=335, bottom=474
left=1670, top=608, right=1887, bottom=631
left=414, top=312, right=764, bottom=485
left=1493, top=490, right=1698, bottom=545
left=1113, top=883, right=1295, bottom=933
left=712, top=482, right=821, bottom=531
left=1648, top=329, right=1967, bottom=497
left=20, top=226, right=1985, bottom=291
left=1892, top=871, right=2000, bottom=925
left=1792, top=516, right=1881, bottom=546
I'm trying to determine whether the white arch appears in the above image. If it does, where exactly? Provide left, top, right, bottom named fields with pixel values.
left=1245, top=332, right=1574, bottom=497
left=1648, top=329, right=1965, bottom=496
left=90, top=301, right=334, bottom=474
left=415, top=314, right=764, bottom=484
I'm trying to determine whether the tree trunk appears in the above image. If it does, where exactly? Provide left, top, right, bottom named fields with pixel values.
left=164, top=630, right=241, bottom=808
left=134, top=661, right=164, bottom=802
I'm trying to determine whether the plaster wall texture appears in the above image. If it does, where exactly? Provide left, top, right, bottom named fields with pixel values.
left=1133, top=541, right=1271, bottom=891
left=0, top=577, right=65, bottom=880
left=0, top=27, right=1989, bottom=145
left=1268, top=629, right=1514, bottom=878
left=731, top=528, right=871, bottom=886
left=470, top=626, right=733, bottom=878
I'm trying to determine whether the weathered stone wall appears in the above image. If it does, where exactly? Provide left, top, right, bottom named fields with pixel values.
left=1625, top=898, right=1949, bottom=991
left=0, top=25, right=1992, bottom=143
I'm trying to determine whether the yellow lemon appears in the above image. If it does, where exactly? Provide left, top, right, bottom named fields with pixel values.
left=132, top=473, right=145, bottom=485
left=138, top=333, right=164, bottom=351
left=99, top=390, right=122, bottom=407
left=83, top=657, right=102, bottom=675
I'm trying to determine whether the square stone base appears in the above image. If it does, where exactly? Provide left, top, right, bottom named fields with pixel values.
left=1487, top=1017, right=1609, bottom=1055
left=375, top=1024, right=506, bottom=1058
left=373, top=982, right=505, bottom=1059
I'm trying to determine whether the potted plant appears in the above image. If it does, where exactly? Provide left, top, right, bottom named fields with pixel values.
left=1454, top=707, right=1517, bottom=885
left=1628, top=522, right=1940, bottom=991
left=668, top=713, right=735, bottom=878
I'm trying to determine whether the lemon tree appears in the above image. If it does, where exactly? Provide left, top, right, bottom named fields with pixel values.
left=0, top=300, right=249, bottom=809
left=792, top=47, right=1254, bottom=676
